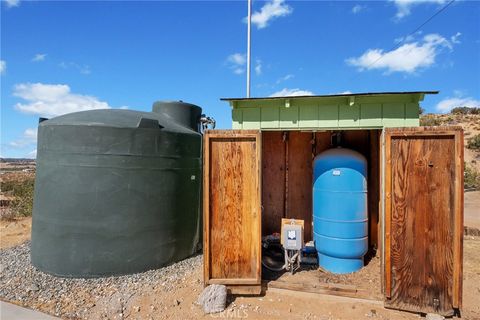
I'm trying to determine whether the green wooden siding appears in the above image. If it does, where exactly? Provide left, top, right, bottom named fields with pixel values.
left=230, top=94, right=422, bottom=130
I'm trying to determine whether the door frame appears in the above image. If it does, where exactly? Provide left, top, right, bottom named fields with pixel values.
left=382, top=126, right=464, bottom=312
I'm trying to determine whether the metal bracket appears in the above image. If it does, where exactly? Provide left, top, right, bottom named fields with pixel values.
left=283, top=248, right=301, bottom=274
left=349, top=96, right=355, bottom=106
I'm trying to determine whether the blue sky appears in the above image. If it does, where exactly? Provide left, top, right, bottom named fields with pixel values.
left=1, top=0, right=479, bottom=158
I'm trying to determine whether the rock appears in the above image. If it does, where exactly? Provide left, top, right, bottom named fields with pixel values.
left=426, top=314, right=445, bottom=320
left=366, top=309, right=377, bottom=317
left=29, top=284, right=39, bottom=291
left=197, top=284, right=227, bottom=314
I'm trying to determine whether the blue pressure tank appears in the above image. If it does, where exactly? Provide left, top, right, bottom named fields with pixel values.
left=313, top=148, right=368, bottom=274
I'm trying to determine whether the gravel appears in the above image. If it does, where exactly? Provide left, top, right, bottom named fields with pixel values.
left=0, top=241, right=202, bottom=319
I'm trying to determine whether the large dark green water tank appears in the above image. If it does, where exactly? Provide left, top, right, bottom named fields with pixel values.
left=31, top=101, right=202, bottom=277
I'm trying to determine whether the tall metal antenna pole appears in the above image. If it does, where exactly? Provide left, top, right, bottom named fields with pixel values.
left=246, top=0, right=252, bottom=98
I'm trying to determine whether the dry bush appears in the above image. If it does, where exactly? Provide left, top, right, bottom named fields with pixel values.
left=0, top=207, right=17, bottom=221
left=420, top=115, right=442, bottom=126
left=465, top=163, right=480, bottom=190
left=0, top=177, right=35, bottom=219
left=467, top=134, right=480, bottom=150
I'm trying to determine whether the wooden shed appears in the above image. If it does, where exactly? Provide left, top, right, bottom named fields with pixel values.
left=203, top=91, right=464, bottom=316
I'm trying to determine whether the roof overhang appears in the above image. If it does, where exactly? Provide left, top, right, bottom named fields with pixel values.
left=221, top=91, right=439, bottom=103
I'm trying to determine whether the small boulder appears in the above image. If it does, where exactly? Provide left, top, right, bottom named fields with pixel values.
left=197, top=284, right=227, bottom=314
left=426, top=314, right=445, bottom=320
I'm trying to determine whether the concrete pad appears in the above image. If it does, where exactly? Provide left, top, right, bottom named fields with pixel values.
left=465, top=191, right=480, bottom=229
left=0, top=301, right=60, bottom=320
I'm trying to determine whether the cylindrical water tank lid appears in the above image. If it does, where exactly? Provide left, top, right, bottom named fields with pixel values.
left=152, top=101, right=202, bottom=132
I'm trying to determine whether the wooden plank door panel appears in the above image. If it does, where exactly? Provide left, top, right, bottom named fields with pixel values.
left=203, top=130, right=262, bottom=294
left=384, top=127, right=463, bottom=315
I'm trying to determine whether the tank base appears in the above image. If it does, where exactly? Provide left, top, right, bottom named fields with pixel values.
left=318, top=253, right=364, bottom=274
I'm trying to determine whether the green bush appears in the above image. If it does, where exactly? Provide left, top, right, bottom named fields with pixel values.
left=465, top=163, right=480, bottom=190
left=467, top=134, right=480, bottom=150
left=1, top=178, right=35, bottom=218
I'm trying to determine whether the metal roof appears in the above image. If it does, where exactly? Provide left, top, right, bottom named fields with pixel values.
left=220, top=91, right=439, bottom=102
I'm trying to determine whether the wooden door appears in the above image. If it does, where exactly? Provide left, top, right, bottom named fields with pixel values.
left=203, top=130, right=262, bottom=295
left=384, top=127, right=463, bottom=316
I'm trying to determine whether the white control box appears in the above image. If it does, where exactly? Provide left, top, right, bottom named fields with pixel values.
left=282, top=224, right=304, bottom=250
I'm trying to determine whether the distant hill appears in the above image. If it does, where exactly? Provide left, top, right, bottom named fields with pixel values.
left=0, top=158, right=36, bottom=164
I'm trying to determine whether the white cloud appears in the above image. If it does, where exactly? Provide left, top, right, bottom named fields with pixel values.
left=27, top=149, right=37, bottom=159
left=255, top=59, right=262, bottom=75
left=9, top=128, right=38, bottom=148
left=13, top=83, right=114, bottom=117
left=59, top=61, right=91, bottom=75
left=227, top=53, right=246, bottom=75
left=233, top=68, right=244, bottom=75
left=276, top=74, right=294, bottom=84
left=352, top=4, right=365, bottom=14
left=4, top=0, right=20, bottom=8
left=391, top=0, right=446, bottom=19
left=248, top=0, right=292, bottom=29
left=269, top=88, right=314, bottom=97
left=451, top=32, right=461, bottom=44
left=394, top=31, right=423, bottom=44
left=0, top=60, right=5, bottom=74
left=23, top=128, right=38, bottom=141
left=32, top=53, right=47, bottom=62
left=346, top=33, right=456, bottom=74
left=436, top=96, right=480, bottom=113
left=227, top=53, right=246, bottom=65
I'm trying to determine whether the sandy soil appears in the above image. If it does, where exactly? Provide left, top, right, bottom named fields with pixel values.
left=465, top=191, right=480, bottom=229
left=0, top=217, right=32, bottom=249
left=80, top=238, right=480, bottom=320
left=1, top=221, right=479, bottom=319
left=264, top=251, right=383, bottom=301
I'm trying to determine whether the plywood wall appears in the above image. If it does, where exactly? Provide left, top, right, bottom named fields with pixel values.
left=286, top=132, right=314, bottom=240
left=261, top=132, right=286, bottom=237
left=262, top=130, right=380, bottom=247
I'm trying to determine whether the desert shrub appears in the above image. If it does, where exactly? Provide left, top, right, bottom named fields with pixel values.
left=451, top=107, right=480, bottom=115
left=465, top=163, right=480, bottom=190
left=420, top=115, right=442, bottom=126
left=470, top=108, right=480, bottom=115
left=0, top=178, right=35, bottom=218
left=467, top=134, right=480, bottom=150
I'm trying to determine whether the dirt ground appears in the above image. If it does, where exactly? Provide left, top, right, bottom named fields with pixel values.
left=266, top=251, right=383, bottom=301
left=1, top=222, right=479, bottom=319
left=84, top=238, right=479, bottom=320
left=0, top=217, right=32, bottom=249
left=5, top=238, right=476, bottom=320
left=465, top=191, right=480, bottom=229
